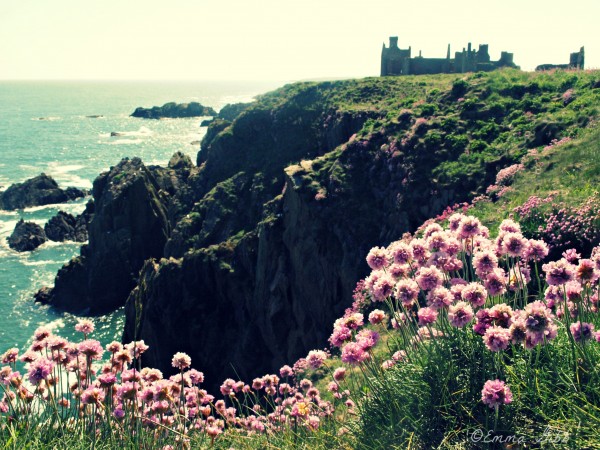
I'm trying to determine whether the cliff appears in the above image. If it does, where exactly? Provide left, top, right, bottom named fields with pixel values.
left=40, top=70, right=600, bottom=390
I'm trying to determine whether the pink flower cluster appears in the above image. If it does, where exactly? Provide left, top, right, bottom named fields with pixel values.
left=329, top=212, right=600, bottom=385
left=0, top=322, right=347, bottom=444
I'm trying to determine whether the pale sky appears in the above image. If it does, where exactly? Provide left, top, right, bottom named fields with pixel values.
left=0, top=0, right=598, bottom=81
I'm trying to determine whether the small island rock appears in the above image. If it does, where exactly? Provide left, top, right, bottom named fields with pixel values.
left=8, top=219, right=47, bottom=252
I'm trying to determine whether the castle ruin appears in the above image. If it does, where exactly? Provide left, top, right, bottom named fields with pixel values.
left=535, top=47, right=585, bottom=71
left=380, top=37, right=518, bottom=76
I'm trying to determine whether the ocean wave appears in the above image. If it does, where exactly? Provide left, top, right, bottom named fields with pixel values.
left=20, top=259, right=63, bottom=267
left=109, top=126, right=153, bottom=138
left=21, top=202, right=87, bottom=214
left=47, top=162, right=85, bottom=173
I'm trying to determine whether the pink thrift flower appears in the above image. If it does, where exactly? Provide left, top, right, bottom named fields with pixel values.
left=371, top=273, right=396, bottom=301
left=306, top=350, right=328, bottom=369
left=394, top=279, right=420, bottom=306
left=74, top=319, right=94, bottom=335
left=426, top=286, right=453, bottom=310
left=448, top=213, right=465, bottom=232
left=390, top=241, right=413, bottom=265
left=417, top=307, right=438, bottom=326
left=356, top=329, right=380, bottom=350
left=499, top=219, right=521, bottom=234
left=473, top=251, right=498, bottom=277
left=448, top=302, right=474, bottom=327
left=410, top=238, right=431, bottom=263
left=483, top=326, right=511, bottom=352
left=392, top=350, right=406, bottom=362
left=333, top=367, right=346, bottom=381
left=1, top=348, right=18, bottom=365
left=457, top=216, right=481, bottom=239
left=81, top=386, right=105, bottom=405
left=481, top=379, right=513, bottom=409
left=461, top=282, right=487, bottom=307
left=562, top=249, right=581, bottom=263
left=570, top=322, right=595, bottom=342
left=501, top=232, right=528, bottom=258
left=576, top=259, right=598, bottom=284
left=125, top=340, right=149, bottom=359
left=484, top=268, right=507, bottom=296
left=27, top=358, right=54, bottom=385
left=171, top=352, right=191, bottom=370
left=526, top=239, right=549, bottom=261
left=368, top=309, right=386, bottom=325
left=279, top=365, right=294, bottom=378
left=77, top=339, right=103, bottom=360
left=416, top=266, right=443, bottom=291
left=341, top=342, right=369, bottom=366
left=542, top=259, right=575, bottom=286
left=329, top=325, right=352, bottom=348
left=366, top=247, right=389, bottom=270
left=382, top=360, right=395, bottom=370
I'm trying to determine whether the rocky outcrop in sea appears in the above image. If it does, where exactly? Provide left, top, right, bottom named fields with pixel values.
left=131, top=102, right=217, bottom=119
left=0, top=174, right=87, bottom=211
left=8, top=220, right=47, bottom=252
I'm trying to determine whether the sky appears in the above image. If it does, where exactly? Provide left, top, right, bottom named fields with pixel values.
left=0, top=0, right=598, bottom=82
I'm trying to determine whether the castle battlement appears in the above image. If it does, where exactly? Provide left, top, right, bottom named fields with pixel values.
left=381, top=38, right=518, bottom=76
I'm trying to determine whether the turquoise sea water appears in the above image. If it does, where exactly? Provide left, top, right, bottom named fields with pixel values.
left=0, top=80, right=281, bottom=354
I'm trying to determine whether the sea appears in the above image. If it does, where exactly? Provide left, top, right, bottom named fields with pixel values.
left=0, top=80, right=282, bottom=356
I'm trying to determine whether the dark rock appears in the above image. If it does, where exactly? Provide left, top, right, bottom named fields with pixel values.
left=34, top=286, right=52, bottom=304
left=131, top=102, right=217, bottom=119
left=168, top=152, right=193, bottom=171
left=44, top=204, right=92, bottom=242
left=592, top=79, right=600, bottom=89
left=86, top=115, right=104, bottom=119
left=41, top=158, right=170, bottom=315
left=216, top=103, right=251, bottom=122
left=200, top=119, right=213, bottom=127
left=8, top=220, right=47, bottom=252
left=0, top=174, right=88, bottom=211
left=110, top=131, right=124, bottom=137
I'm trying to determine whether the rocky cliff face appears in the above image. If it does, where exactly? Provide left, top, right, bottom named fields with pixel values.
left=40, top=158, right=171, bottom=314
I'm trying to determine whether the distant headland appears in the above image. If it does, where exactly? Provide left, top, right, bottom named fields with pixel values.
left=381, top=37, right=585, bottom=76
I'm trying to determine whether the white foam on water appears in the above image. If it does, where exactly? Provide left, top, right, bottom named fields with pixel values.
left=108, top=138, right=143, bottom=145
left=21, top=259, right=62, bottom=267
left=47, top=162, right=85, bottom=173
left=109, top=126, right=154, bottom=138
left=0, top=219, right=19, bottom=238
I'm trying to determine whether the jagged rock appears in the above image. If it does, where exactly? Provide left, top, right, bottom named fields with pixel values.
left=131, top=102, right=217, bottom=119
left=39, top=158, right=170, bottom=315
left=8, top=220, right=47, bottom=252
left=44, top=202, right=93, bottom=242
left=200, top=119, right=213, bottom=127
left=0, top=174, right=88, bottom=211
